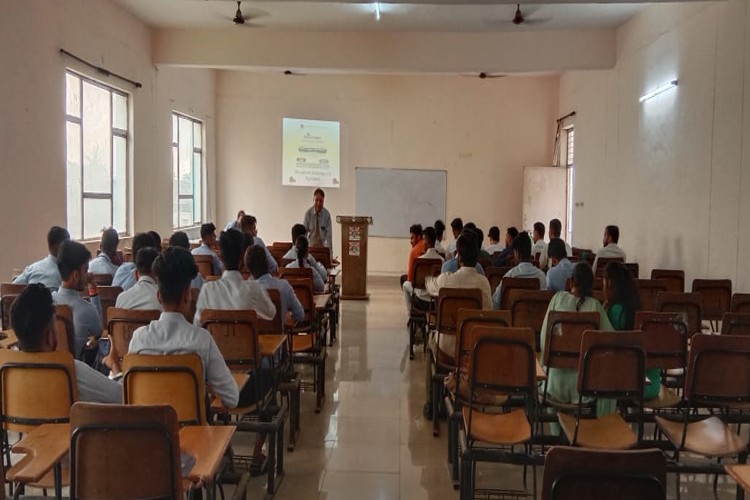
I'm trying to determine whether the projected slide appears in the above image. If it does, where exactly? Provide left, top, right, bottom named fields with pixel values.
left=282, top=118, right=341, bottom=188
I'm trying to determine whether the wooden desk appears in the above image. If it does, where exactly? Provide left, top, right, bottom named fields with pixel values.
left=726, top=464, right=750, bottom=493
left=180, top=425, right=235, bottom=485
left=535, top=360, right=547, bottom=381
left=314, top=294, right=332, bottom=310
left=259, top=334, right=286, bottom=357
left=0, top=329, right=18, bottom=349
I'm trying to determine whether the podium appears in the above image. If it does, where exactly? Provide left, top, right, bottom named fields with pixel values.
left=336, top=216, right=373, bottom=300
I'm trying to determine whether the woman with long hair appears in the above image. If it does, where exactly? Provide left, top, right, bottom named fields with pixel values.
left=285, top=235, right=325, bottom=292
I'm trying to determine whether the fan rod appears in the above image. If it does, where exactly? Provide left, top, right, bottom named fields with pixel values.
left=59, top=48, right=143, bottom=89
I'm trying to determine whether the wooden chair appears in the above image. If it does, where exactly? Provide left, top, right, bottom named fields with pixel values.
left=54, top=305, right=76, bottom=355
left=499, top=277, right=540, bottom=311
left=0, top=283, right=27, bottom=330
left=122, top=352, right=207, bottom=425
left=201, top=309, right=261, bottom=372
left=271, top=242, right=293, bottom=253
left=460, top=327, right=539, bottom=500
left=256, top=288, right=284, bottom=334
left=651, top=269, right=685, bottom=293
left=655, top=292, right=703, bottom=336
left=557, top=330, right=645, bottom=449
left=430, top=288, right=483, bottom=437
left=279, top=258, right=294, bottom=268
left=268, top=247, right=287, bottom=267
left=731, top=293, right=750, bottom=313
left=193, top=254, right=215, bottom=278
left=96, top=285, right=123, bottom=330
left=186, top=287, right=200, bottom=323
left=279, top=267, right=314, bottom=283
left=106, top=308, right=160, bottom=363
left=407, top=258, right=442, bottom=360
left=623, top=262, right=640, bottom=279
left=655, top=335, right=750, bottom=491
left=69, top=403, right=183, bottom=500
left=720, top=312, right=750, bottom=336
left=309, top=246, right=332, bottom=270
left=485, top=266, right=511, bottom=296
left=91, top=274, right=113, bottom=286
left=594, top=257, right=624, bottom=278
left=510, top=289, right=555, bottom=352
left=541, top=447, right=666, bottom=500
left=636, top=279, right=668, bottom=312
left=691, top=279, right=732, bottom=331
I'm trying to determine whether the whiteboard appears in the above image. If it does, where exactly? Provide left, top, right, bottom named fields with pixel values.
left=355, top=168, right=447, bottom=238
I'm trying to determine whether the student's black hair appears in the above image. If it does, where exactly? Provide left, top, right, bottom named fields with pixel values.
left=11, top=284, right=55, bottom=351
left=57, top=240, right=91, bottom=280
left=295, top=235, right=309, bottom=268
left=571, top=262, right=594, bottom=311
left=549, top=219, right=562, bottom=239
left=169, top=231, right=190, bottom=250
left=246, top=245, right=269, bottom=279
left=236, top=210, right=245, bottom=219
left=434, top=220, right=446, bottom=240
left=533, top=222, right=546, bottom=239
left=148, top=231, right=162, bottom=250
left=604, top=262, right=640, bottom=330
left=132, top=232, right=157, bottom=257
left=507, top=227, right=519, bottom=240
left=47, top=226, right=70, bottom=253
left=219, top=229, right=243, bottom=271
left=152, top=247, right=197, bottom=305
left=314, top=188, right=325, bottom=198
left=512, top=232, right=532, bottom=261
left=547, top=238, right=568, bottom=260
left=200, top=223, right=216, bottom=241
left=240, top=215, right=254, bottom=232
left=409, top=224, right=423, bottom=237
left=291, top=223, right=307, bottom=242
left=456, top=230, right=479, bottom=267
left=450, top=218, right=463, bottom=231
left=423, top=227, right=437, bottom=248
left=135, top=247, right=160, bottom=275
left=100, top=227, right=119, bottom=255
left=472, top=227, right=484, bottom=249
left=488, top=226, right=500, bottom=242
left=606, top=225, right=620, bottom=244
left=464, top=222, right=477, bottom=231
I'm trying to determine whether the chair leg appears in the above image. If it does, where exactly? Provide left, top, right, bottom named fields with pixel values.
left=408, top=320, right=415, bottom=360
left=432, top=372, right=441, bottom=437
left=460, top=453, right=473, bottom=500
left=267, top=427, right=277, bottom=496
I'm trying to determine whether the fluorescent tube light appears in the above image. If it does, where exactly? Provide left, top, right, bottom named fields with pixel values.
left=375, top=2, right=381, bottom=21
left=639, top=79, right=678, bottom=103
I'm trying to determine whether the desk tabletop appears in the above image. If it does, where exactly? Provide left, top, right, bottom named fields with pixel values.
left=535, top=360, right=547, bottom=381
left=259, top=334, right=286, bottom=357
left=180, top=425, right=235, bottom=484
left=726, top=464, right=750, bottom=492
left=314, top=294, right=332, bottom=310
left=8, top=423, right=70, bottom=483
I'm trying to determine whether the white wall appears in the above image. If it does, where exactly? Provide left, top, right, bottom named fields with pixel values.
left=216, top=71, right=559, bottom=274
left=0, top=0, right=216, bottom=280
left=560, top=0, right=750, bottom=290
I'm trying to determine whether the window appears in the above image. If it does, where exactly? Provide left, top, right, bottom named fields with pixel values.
left=565, top=127, right=575, bottom=244
left=65, top=71, right=129, bottom=240
left=172, top=113, right=203, bottom=229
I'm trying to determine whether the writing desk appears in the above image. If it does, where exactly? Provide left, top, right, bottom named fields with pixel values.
left=726, top=464, right=750, bottom=494
left=259, top=334, right=286, bottom=358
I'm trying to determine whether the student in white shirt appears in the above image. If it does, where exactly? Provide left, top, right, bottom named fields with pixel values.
left=224, top=210, right=245, bottom=232
left=193, top=230, right=276, bottom=325
left=169, top=231, right=204, bottom=290
left=485, top=226, right=504, bottom=255
left=434, top=219, right=447, bottom=256
left=282, top=224, right=328, bottom=283
left=191, top=223, right=222, bottom=276
left=492, top=232, right=547, bottom=310
left=115, top=247, right=161, bottom=311
left=13, top=226, right=70, bottom=290
left=12, top=284, right=122, bottom=403
left=286, top=236, right=325, bottom=292
left=112, top=232, right=158, bottom=291
left=402, top=226, right=444, bottom=314
left=246, top=245, right=304, bottom=324
left=88, top=227, right=121, bottom=276
left=549, top=218, right=572, bottom=257
left=531, top=222, right=548, bottom=269
left=546, top=238, right=576, bottom=293
left=444, top=217, right=463, bottom=259
left=240, top=216, right=278, bottom=275
left=593, top=225, right=627, bottom=272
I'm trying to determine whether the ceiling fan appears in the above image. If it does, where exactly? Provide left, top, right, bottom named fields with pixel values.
left=461, top=72, right=507, bottom=80
left=511, top=4, right=549, bottom=26
left=230, top=1, right=264, bottom=27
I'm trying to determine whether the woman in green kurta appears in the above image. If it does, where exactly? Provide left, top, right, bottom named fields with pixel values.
left=603, top=262, right=661, bottom=400
left=540, top=263, right=614, bottom=418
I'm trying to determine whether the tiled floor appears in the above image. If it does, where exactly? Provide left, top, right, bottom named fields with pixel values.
left=237, top=276, right=741, bottom=499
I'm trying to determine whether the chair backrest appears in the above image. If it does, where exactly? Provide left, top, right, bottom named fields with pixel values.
left=272, top=242, right=293, bottom=253
left=655, top=292, right=702, bottom=336
left=106, top=308, right=160, bottom=362
left=309, top=246, right=332, bottom=270
left=193, top=254, right=215, bottom=278
left=268, top=246, right=288, bottom=267
left=0, top=350, right=78, bottom=433
left=0, top=283, right=27, bottom=296
left=454, top=309, right=513, bottom=373
left=91, top=274, right=113, bottom=286
left=635, top=279, right=668, bottom=312
left=499, top=277, right=540, bottom=311
left=578, top=330, right=645, bottom=402
left=650, top=269, right=684, bottom=293
left=55, top=304, right=76, bottom=354
left=97, top=286, right=123, bottom=330
left=122, top=352, right=207, bottom=426
left=200, top=309, right=260, bottom=370
left=541, top=446, right=666, bottom=500
left=691, top=279, right=732, bottom=321
left=594, top=257, right=624, bottom=279
left=436, top=288, right=483, bottom=339
left=720, top=312, right=750, bottom=336
left=287, top=278, right=315, bottom=324
left=485, top=266, right=511, bottom=295
left=634, top=311, right=689, bottom=370
left=255, top=288, right=284, bottom=334
left=731, top=293, right=750, bottom=313
left=70, top=402, right=182, bottom=500
left=510, top=289, right=555, bottom=350
left=186, top=287, right=200, bottom=323
left=623, top=263, right=640, bottom=279
left=0, top=283, right=26, bottom=330
left=412, top=259, right=442, bottom=289
left=543, top=311, right=601, bottom=370
left=685, top=334, right=750, bottom=405
left=280, top=267, right=314, bottom=283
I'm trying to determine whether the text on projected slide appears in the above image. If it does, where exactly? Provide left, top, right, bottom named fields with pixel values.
left=282, top=118, right=341, bottom=188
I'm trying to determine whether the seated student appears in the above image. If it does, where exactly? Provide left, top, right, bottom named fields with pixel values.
left=112, top=232, right=157, bottom=291
left=225, top=210, right=245, bottom=232
left=52, top=241, right=103, bottom=360
left=148, top=230, right=163, bottom=251
left=243, top=215, right=267, bottom=247
left=169, top=231, right=204, bottom=289
left=593, top=225, right=627, bottom=272
left=546, top=238, right=575, bottom=293
left=444, top=217, right=463, bottom=259
left=246, top=245, right=304, bottom=324
left=191, top=222, right=222, bottom=276
left=115, top=247, right=161, bottom=311
left=13, top=226, right=70, bottom=290
left=11, top=284, right=122, bottom=403
left=473, top=227, right=491, bottom=260
left=492, top=226, right=519, bottom=267
left=540, top=263, right=613, bottom=415
left=492, top=232, right=547, bottom=309
left=88, top=227, right=121, bottom=276
left=286, top=236, right=325, bottom=293
left=485, top=226, right=504, bottom=254
left=240, top=216, right=278, bottom=275
left=531, top=222, right=548, bottom=269
left=194, top=230, right=276, bottom=325
left=434, top=220, right=447, bottom=256
left=401, top=224, right=426, bottom=287
left=548, top=218, right=572, bottom=256
left=441, top=229, right=486, bottom=275
left=283, top=224, right=327, bottom=282
left=401, top=226, right=444, bottom=314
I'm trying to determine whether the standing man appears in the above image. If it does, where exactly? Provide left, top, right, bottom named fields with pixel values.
left=304, top=188, right=332, bottom=248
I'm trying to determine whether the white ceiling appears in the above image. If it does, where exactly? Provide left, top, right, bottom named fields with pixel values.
left=114, top=0, right=647, bottom=32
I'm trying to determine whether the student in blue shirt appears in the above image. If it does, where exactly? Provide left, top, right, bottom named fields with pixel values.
left=88, top=227, right=121, bottom=276
left=246, top=245, right=304, bottom=323
left=546, top=238, right=576, bottom=292
left=13, top=226, right=70, bottom=290
left=192, top=222, right=222, bottom=276
left=112, top=232, right=158, bottom=290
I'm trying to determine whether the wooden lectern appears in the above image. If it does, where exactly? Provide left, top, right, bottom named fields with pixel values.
left=336, top=216, right=373, bottom=300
